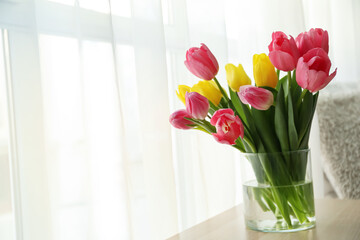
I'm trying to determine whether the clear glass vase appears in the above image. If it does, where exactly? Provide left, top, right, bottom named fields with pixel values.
left=241, top=149, right=315, bottom=232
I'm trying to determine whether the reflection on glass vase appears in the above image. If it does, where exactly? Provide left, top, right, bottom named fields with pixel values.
left=241, top=149, right=315, bottom=232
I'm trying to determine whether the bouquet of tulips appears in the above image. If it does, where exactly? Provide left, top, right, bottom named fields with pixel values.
left=169, top=28, right=336, bottom=228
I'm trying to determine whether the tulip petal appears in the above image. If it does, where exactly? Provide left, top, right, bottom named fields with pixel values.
left=289, top=36, right=300, bottom=60
left=321, top=30, right=329, bottom=53
left=212, top=133, right=233, bottom=145
left=176, top=85, right=191, bottom=105
left=184, top=44, right=219, bottom=80
left=296, top=57, right=310, bottom=89
left=269, top=51, right=296, bottom=71
left=268, top=32, right=299, bottom=71
left=210, top=108, right=234, bottom=126
left=312, top=68, right=337, bottom=92
left=253, top=53, right=278, bottom=88
left=185, top=92, right=209, bottom=119
left=238, top=85, right=274, bottom=110
left=225, top=63, right=251, bottom=91
left=191, top=80, right=222, bottom=106
left=169, top=109, right=194, bottom=130
left=185, top=59, right=214, bottom=80
left=305, top=49, right=331, bottom=73
left=201, top=43, right=219, bottom=72
left=210, top=109, right=244, bottom=145
left=296, top=46, right=336, bottom=92
left=296, top=28, right=329, bottom=56
left=306, top=70, right=327, bottom=93
left=296, top=33, right=313, bottom=56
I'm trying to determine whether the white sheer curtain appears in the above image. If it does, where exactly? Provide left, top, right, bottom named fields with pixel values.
left=0, top=0, right=358, bottom=239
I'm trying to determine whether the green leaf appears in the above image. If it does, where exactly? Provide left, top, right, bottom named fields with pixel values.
left=251, top=107, right=281, bottom=153
left=297, top=91, right=313, bottom=143
left=242, top=139, right=255, bottom=153
left=299, top=127, right=311, bottom=149
left=194, top=125, right=210, bottom=133
left=290, top=71, right=301, bottom=99
left=256, top=152, right=292, bottom=226
left=313, top=92, right=319, bottom=112
left=234, top=138, right=245, bottom=152
left=186, top=118, right=216, bottom=134
left=271, top=188, right=292, bottom=226
left=219, top=97, right=229, bottom=108
left=229, top=87, right=248, bottom=126
left=275, top=75, right=288, bottom=91
left=287, top=90, right=298, bottom=150
left=208, top=101, right=219, bottom=115
left=259, top=86, right=278, bottom=101
left=252, top=188, right=271, bottom=212
left=240, top=102, right=259, bottom=150
left=290, top=71, right=301, bottom=126
left=274, top=85, right=289, bottom=152
left=290, top=70, right=297, bottom=89
left=299, top=92, right=319, bottom=148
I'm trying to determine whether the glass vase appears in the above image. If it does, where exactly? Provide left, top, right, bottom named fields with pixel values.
left=241, top=149, right=315, bottom=232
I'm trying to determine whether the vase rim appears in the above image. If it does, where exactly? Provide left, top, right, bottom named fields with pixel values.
left=240, top=148, right=310, bottom=156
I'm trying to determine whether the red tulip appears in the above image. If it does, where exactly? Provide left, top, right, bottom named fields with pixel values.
left=296, top=48, right=337, bottom=93
left=238, top=85, right=274, bottom=110
left=184, top=44, right=219, bottom=80
left=268, top=31, right=300, bottom=71
left=210, top=109, right=244, bottom=145
left=169, top=110, right=194, bottom=130
left=185, top=92, right=209, bottom=120
left=296, top=28, right=329, bottom=56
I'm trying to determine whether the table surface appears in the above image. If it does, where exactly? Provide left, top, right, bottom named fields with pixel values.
left=168, top=199, right=360, bottom=240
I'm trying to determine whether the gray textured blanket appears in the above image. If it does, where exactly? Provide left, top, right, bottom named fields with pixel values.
left=317, top=85, right=360, bottom=199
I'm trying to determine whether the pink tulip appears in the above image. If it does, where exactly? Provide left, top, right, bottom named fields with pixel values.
left=296, top=28, right=329, bottom=56
left=169, top=109, right=194, bottom=130
left=238, top=85, right=274, bottom=110
left=210, top=109, right=244, bottom=145
left=184, top=43, right=219, bottom=80
left=296, top=48, right=337, bottom=93
left=268, top=31, right=300, bottom=71
left=185, top=92, right=209, bottom=120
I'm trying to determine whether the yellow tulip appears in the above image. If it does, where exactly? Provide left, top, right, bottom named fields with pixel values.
left=191, top=80, right=222, bottom=106
left=253, top=53, right=278, bottom=88
left=176, top=85, right=191, bottom=105
left=225, top=63, right=251, bottom=92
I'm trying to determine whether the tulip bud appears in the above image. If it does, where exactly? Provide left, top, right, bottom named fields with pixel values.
left=185, top=92, right=209, bottom=120
left=225, top=63, right=251, bottom=92
left=296, top=28, right=329, bottom=56
left=191, top=80, right=222, bottom=106
left=268, top=31, right=300, bottom=71
left=253, top=53, right=278, bottom=88
left=176, top=85, right=191, bottom=105
left=238, top=85, right=274, bottom=110
left=296, top=48, right=337, bottom=93
left=184, top=44, right=219, bottom=80
left=210, top=109, right=244, bottom=145
left=169, top=109, right=194, bottom=130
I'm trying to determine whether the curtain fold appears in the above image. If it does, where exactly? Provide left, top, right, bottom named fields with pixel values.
left=0, top=0, right=358, bottom=239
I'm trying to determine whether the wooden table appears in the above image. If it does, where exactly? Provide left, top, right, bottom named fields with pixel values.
left=168, top=199, right=360, bottom=240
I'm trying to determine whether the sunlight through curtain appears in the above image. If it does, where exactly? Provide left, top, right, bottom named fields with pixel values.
left=0, top=0, right=358, bottom=239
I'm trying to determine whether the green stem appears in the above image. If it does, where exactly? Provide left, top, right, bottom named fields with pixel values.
left=232, top=144, right=245, bottom=152
left=186, top=118, right=215, bottom=133
left=234, top=138, right=245, bottom=152
left=287, top=71, right=291, bottom=91
left=243, top=136, right=256, bottom=153
left=296, top=89, right=308, bottom=109
left=213, top=77, right=230, bottom=102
